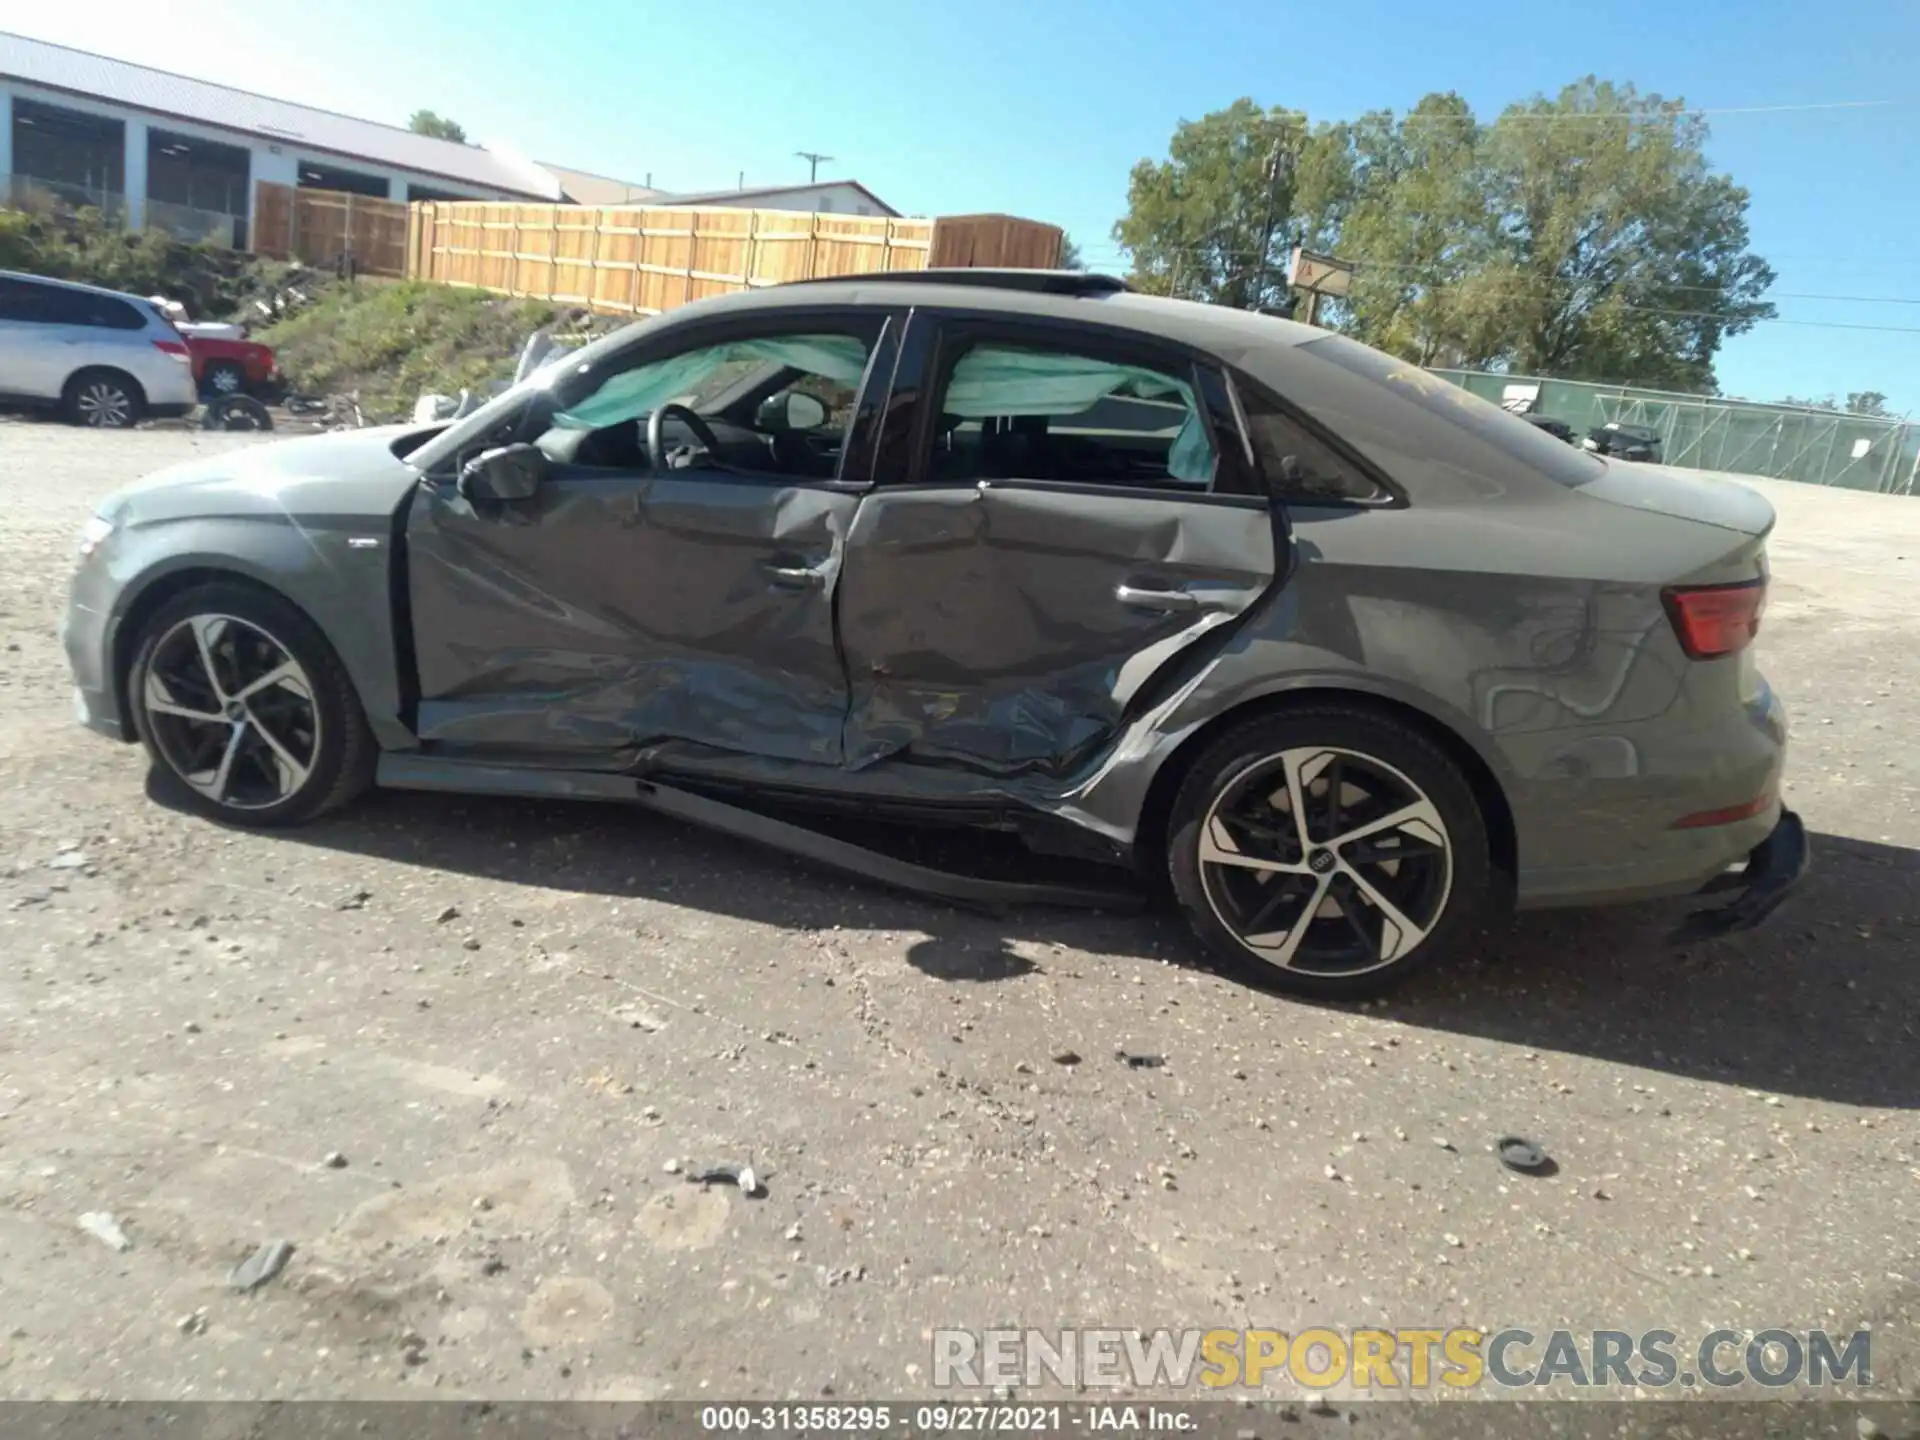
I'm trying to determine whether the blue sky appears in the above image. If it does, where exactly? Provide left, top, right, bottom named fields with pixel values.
left=21, top=0, right=1920, bottom=410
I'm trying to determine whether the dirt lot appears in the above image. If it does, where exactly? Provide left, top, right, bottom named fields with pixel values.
left=0, top=426, right=1915, bottom=1411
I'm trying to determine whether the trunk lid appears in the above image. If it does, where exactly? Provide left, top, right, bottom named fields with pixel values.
left=1580, top=459, right=1776, bottom=538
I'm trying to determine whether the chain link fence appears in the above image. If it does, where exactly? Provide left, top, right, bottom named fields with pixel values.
left=1431, top=368, right=1919, bottom=494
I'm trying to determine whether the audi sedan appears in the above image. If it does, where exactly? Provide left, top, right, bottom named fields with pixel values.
left=59, top=270, right=1805, bottom=997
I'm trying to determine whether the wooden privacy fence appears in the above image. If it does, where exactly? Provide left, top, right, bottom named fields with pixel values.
left=253, top=181, right=410, bottom=275
left=404, top=203, right=1064, bottom=316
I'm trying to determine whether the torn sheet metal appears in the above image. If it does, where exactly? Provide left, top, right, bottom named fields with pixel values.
left=407, top=476, right=858, bottom=764
left=375, top=754, right=1142, bottom=912
left=834, top=483, right=1275, bottom=777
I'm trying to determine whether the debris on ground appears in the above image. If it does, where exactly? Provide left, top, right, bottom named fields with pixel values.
left=200, top=396, right=273, bottom=432
left=78, top=1211, right=131, bottom=1252
left=686, top=1163, right=766, bottom=1198
left=1051, top=1050, right=1082, bottom=1066
left=228, top=1239, right=295, bottom=1292
left=1497, top=1136, right=1553, bottom=1174
left=335, top=889, right=373, bottom=911
left=1116, top=1050, right=1166, bottom=1069
left=322, top=1151, right=349, bottom=1169
left=176, top=1309, right=208, bottom=1336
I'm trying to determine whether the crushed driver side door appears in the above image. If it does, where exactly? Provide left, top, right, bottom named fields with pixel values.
left=404, top=307, right=900, bottom=768
left=835, top=309, right=1284, bottom=783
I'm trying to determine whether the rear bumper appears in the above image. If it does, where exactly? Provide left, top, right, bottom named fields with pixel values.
left=1668, top=808, right=1810, bottom=945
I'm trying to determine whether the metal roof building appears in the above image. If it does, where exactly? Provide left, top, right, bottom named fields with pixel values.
left=0, top=31, right=560, bottom=247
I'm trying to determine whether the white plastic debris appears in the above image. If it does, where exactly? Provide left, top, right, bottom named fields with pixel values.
left=79, top=1211, right=131, bottom=1251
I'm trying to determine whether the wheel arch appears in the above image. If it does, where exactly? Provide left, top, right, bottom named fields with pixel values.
left=1132, top=684, right=1519, bottom=901
left=63, top=365, right=148, bottom=416
left=109, top=566, right=323, bottom=742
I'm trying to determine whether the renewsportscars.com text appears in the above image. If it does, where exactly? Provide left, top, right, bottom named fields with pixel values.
left=932, top=1327, right=1872, bottom=1391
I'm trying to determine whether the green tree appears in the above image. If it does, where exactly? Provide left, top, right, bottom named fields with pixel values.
left=1463, top=79, right=1774, bottom=390
left=1113, top=79, right=1776, bottom=389
left=1057, top=233, right=1086, bottom=270
left=408, top=110, right=468, bottom=144
left=1112, top=98, right=1309, bottom=307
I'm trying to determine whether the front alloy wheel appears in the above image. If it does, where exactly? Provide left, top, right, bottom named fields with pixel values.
left=142, top=614, right=321, bottom=810
left=128, top=582, right=375, bottom=826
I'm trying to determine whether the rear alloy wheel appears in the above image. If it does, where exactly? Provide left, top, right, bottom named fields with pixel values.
left=129, top=584, right=374, bottom=826
left=65, top=371, right=142, bottom=428
left=1168, top=707, right=1493, bottom=998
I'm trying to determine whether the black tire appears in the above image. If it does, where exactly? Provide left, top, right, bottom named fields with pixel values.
left=203, top=362, right=247, bottom=398
left=128, top=581, right=376, bottom=827
left=1166, top=704, right=1493, bottom=999
left=62, top=368, right=145, bottom=428
left=201, top=395, right=274, bottom=431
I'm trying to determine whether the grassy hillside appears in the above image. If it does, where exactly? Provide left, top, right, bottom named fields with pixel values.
left=256, top=280, right=567, bottom=422
left=3, top=199, right=623, bottom=423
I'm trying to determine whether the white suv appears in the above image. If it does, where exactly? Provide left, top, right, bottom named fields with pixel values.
left=0, top=270, right=199, bottom=427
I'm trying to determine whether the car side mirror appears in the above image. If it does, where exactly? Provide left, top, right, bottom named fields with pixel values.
left=458, top=443, right=548, bottom=503
left=759, top=391, right=829, bottom=432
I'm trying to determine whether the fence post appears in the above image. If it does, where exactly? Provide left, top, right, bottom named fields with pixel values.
left=626, top=208, right=642, bottom=314
left=684, top=211, right=697, bottom=307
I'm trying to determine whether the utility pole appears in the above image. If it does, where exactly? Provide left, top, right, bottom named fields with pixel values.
left=795, top=151, right=834, bottom=183
left=1249, top=136, right=1288, bottom=312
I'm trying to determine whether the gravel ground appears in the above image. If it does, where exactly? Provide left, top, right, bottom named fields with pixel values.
left=0, top=425, right=1915, bottom=1417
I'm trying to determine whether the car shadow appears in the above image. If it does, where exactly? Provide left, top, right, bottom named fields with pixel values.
left=156, top=769, right=1915, bottom=1111
left=1382, top=829, right=1919, bottom=1111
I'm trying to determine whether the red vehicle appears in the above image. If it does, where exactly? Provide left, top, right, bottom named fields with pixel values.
left=182, top=331, right=277, bottom=398
left=146, top=297, right=278, bottom=398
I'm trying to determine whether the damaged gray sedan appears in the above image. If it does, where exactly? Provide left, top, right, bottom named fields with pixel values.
left=60, top=271, right=1806, bottom=996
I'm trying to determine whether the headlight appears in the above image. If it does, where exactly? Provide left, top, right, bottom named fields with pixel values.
left=78, top=514, right=114, bottom=559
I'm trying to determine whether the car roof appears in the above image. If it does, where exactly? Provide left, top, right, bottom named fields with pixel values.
left=663, top=271, right=1326, bottom=355
left=0, top=267, right=156, bottom=307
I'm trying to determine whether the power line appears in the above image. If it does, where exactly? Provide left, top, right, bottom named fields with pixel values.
left=1076, top=243, right=1920, bottom=308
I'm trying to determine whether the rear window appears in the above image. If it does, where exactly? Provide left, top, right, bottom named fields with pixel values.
left=1300, top=333, right=1606, bottom=488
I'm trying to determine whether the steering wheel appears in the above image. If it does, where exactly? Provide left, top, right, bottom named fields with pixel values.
left=646, top=403, right=723, bottom=475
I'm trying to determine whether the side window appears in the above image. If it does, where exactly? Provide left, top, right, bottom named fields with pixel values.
left=92, top=296, right=149, bottom=332
left=927, top=339, right=1216, bottom=493
left=0, top=278, right=54, bottom=324
left=538, top=327, right=875, bottom=478
left=35, top=286, right=101, bottom=327
left=1239, top=382, right=1393, bottom=505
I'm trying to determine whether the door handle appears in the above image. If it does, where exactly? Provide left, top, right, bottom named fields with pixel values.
left=1115, top=584, right=1199, bottom=614
left=765, top=560, right=827, bottom=589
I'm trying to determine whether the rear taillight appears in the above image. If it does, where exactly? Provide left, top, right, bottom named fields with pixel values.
left=1663, top=576, right=1767, bottom=659
left=152, top=339, right=191, bottom=361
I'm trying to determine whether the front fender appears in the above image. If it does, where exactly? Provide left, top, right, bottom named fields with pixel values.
left=102, top=513, right=413, bottom=751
